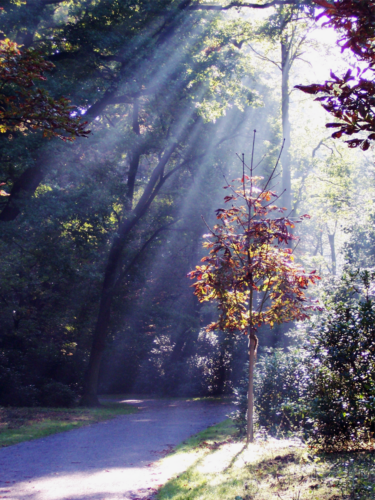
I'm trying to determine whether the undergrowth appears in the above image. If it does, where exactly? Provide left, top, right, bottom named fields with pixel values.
left=157, top=420, right=375, bottom=500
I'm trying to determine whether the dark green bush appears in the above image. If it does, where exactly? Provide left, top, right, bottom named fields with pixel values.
left=307, top=274, right=375, bottom=451
left=232, top=271, right=375, bottom=451
left=255, top=348, right=308, bottom=433
left=231, top=347, right=307, bottom=436
left=0, top=344, right=79, bottom=407
left=39, top=381, right=77, bottom=408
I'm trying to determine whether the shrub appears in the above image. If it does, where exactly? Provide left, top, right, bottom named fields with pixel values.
left=231, top=347, right=307, bottom=436
left=39, top=381, right=77, bottom=408
left=255, top=348, right=308, bottom=433
left=231, top=270, right=375, bottom=451
left=306, top=273, right=375, bottom=451
left=0, top=357, right=40, bottom=407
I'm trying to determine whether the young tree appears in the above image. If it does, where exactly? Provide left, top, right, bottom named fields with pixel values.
left=188, top=136, right=320, bottom=443
left=296, top=0, right=375, bottom=151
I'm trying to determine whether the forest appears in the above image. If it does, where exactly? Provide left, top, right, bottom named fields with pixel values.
left=1, top=0, right=375, bottom=457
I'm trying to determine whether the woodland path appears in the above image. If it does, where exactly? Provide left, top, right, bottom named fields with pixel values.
left=0, top=398, right=232, bottom=500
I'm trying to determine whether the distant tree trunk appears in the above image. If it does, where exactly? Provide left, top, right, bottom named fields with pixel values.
left=81, top=143, right=177, bottom=406
left=81, top=221, right=137, bottom=406
left=213, top=350, right=227, bottom=395
left=247, top=285, right=257, bottom=444
left=126, top=99, right=141, bottom=210
left=170, top=333, right=188, bottom=364
left=327, top=225, right=337, bottom=276
left=281, top=38, right=292, bottom=214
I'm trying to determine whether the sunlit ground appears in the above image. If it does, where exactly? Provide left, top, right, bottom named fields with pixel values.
left=158, top=420, right=375, bottom=500
left=2, top=404, right=375, bottom=499
left=0, top=398, right=231, bottom=500
left=2, top=427, right=203, bottom=500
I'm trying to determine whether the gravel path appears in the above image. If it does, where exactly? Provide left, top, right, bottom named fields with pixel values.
left=0, top=398, right=232, bottom=500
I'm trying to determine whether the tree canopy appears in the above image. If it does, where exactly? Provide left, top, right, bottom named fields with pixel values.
left=0, top=0, right=374, bottom=427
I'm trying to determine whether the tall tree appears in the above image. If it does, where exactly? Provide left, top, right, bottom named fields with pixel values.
left=248, top=2, right=315, bottom=212
left=0, top=0, right=266, bottom=406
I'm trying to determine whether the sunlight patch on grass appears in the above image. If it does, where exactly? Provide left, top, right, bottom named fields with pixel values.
left=157, top=420, right=375, bottom=500
left=197, top=441, right=245, bottom=474
left=172, top=419, right=237, bottom=455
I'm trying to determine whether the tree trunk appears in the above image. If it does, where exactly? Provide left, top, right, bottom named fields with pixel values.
left=281, top=38, right=292, bottom=214
left=126, top=99, right=141, bottom=209
left=214, top=350, right=227, bottom=396
left=80, top=235, right=131, bottom=406
left=0, top=165, right=45, bottom=221
left=81, top=144, right=177, bottom=406
left=247, top=334, right=257, bottom=444
left=328, top=231, right=336, bottom=276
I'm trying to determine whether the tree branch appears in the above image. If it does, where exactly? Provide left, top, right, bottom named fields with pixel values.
left=188, top=0, right=298, bottom=10
left=114, top=219, right=180, bottom=290
left=247, top=43, right=282, bottom=71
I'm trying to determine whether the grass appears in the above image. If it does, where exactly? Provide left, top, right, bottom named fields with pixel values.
left=99, top=394, right=233, bottom=403
left=0, top=402, right=137, bottom=448
left=157, top=420, right=375, bottom=500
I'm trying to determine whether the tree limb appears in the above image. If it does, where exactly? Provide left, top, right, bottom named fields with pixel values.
left=188, top=0, right=299, bottom=10
left=114, top=219, right=180, bottom=290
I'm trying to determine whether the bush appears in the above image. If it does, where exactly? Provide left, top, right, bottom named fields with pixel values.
left=0, top=358, right=40, bottom=406
left=255, top=348, right=308, bottom=433
left=231, top=347, right=307, bottom=436
left=0, top=334, right=83, bottom=407
left=231, top=271, right=375, bottom=451
left=39, top=381, right=77, bottom=408
left=306, top=273, right=375, bottom=451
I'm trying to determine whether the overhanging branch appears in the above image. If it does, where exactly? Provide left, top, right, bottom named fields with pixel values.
left=188, top=0, right=299, bottom=10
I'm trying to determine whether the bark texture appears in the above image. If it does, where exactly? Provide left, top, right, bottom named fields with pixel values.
left=281, top=38, right=292, bottom=214
left=247, top=334, right=257, bottom=444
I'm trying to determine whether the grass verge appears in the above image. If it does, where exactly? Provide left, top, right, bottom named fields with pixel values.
left=0, top=402, right=137, bottom=448
left=157, top=420, right=375, bottom=500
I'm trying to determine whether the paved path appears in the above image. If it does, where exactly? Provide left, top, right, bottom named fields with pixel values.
left=0, top=398, right=232, bottom=500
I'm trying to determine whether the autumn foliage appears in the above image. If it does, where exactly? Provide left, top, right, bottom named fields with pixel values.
left=188, top=171, right=320, bottom=336
left=296, top=0, right=375, bottom=150
left=0, top=39, right=90, bottom=141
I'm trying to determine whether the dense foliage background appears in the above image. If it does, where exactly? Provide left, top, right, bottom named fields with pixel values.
left=1, top=0, right=375, bottom=435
